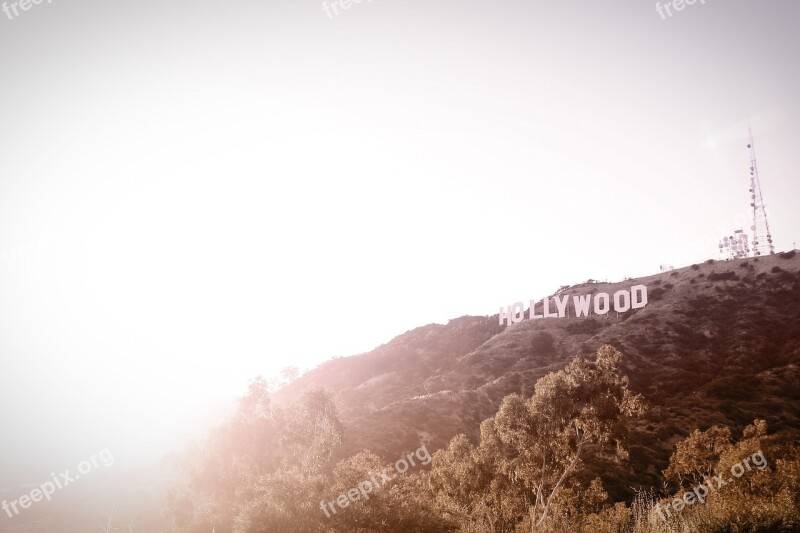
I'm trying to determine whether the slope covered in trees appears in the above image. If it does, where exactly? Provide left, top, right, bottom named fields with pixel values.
left=170, top=346, right=800, bottom=532
left=171, top=252, right=800, bottom=531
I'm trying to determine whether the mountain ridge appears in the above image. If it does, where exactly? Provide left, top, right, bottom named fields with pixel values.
left=273, top=251, right=800, bottom=499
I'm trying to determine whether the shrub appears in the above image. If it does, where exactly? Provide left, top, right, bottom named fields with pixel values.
left=771, top=266, right=784, bottom=274
left=691, top=264, right=701, bottom=270
left=649, top=287, right=667, bottom=301
left=565, top=318, right=602, bottom=335
left=708, top=271, right=740, bottom=281
left=705, top=259, right=715, bottom=264
left=664, top=283, right=674, bottom=289
left=779, top=250, right=796, bottom=259
left=530, top=331, right=556, bottom=355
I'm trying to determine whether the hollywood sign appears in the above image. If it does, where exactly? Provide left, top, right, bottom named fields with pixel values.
left=499, top=285, right=649, bottom=326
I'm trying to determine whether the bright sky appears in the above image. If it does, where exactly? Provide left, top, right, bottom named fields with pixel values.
left=1, top=0, right=799, bottom=485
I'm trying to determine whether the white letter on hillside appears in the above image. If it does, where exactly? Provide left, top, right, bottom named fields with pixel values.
left=512, top=302, right=525, bottom=323
left=594, top=293, right=610, bottom=315
left=554, top=295, right=570, bottom=318
left=613, top=290, right=631, bottom=312
left=499, top=302, right=525, bottom=326
left=631, top=285, right=649, bottom=309
left=573, top=294, right=591, bottom=317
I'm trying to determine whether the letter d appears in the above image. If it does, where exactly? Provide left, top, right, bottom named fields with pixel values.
left=631, top=285, right=648, bottom=309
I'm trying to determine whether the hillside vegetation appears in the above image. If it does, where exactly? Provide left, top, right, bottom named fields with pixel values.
left=171, top=252, right=800, bottom=532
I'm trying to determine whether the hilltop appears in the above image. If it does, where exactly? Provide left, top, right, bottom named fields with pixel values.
left=272, top=251, right=800, bottom=500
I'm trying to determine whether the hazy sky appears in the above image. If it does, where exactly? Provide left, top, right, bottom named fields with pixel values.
left=1, top=0, right=799, bottom=485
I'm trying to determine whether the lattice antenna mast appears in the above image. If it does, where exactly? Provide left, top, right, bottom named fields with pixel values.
left=747, top=129, right=774, bottom=256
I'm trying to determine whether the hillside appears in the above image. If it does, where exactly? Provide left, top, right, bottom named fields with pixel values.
left=273, top=251, right=800, bottom=500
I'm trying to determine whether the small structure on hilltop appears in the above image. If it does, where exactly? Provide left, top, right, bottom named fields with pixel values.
left=716, top=130, right=776, bottom=260
left=746, top=129, right=775, bottom=256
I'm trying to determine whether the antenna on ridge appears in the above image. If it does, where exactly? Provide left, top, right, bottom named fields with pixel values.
left=747, top=129, right=775, bottom=256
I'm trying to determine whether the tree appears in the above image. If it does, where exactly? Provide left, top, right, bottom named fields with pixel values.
left=492, top=345, right=645, bottom=532
left=651, top=419, right=800, bottom=532
left=431, top=345, right=645, bottom=532
left=170, top=382, right=343, bottom=533
left=663, top=425, right=732, bottom=486
left=324, top=451, right=452, bottom=533
left=430, top=422, right=527, bottom=532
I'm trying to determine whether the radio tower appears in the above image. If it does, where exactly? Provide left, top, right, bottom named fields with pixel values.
left=747, top=129, right=775, bottom=256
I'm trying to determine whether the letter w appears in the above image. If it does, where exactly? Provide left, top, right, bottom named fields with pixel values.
left=573, top=295, right=591, bottom=317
